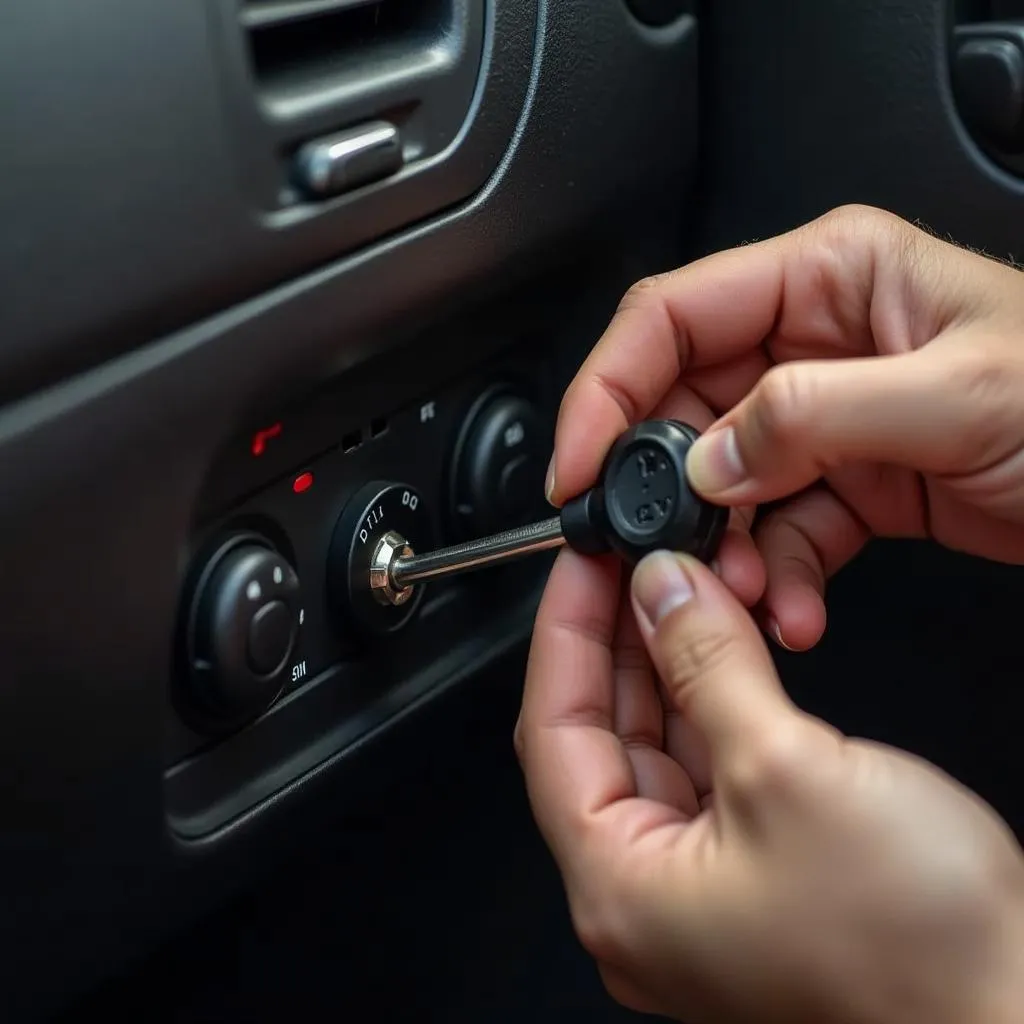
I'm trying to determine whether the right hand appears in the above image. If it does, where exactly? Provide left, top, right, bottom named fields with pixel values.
left=547, top=205, right=1024, bottom=649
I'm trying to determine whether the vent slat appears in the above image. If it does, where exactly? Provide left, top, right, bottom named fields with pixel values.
left=241, top=0, right=382, bottom=31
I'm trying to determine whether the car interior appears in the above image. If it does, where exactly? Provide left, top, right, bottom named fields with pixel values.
left=3, top=0, right=1024, bottom=1020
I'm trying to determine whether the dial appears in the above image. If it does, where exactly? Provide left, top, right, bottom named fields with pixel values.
left=450, top=387, right=549, bottom=538
left=328, top=481, right=433, bottom=636
left=182, top=533, right=301, bottom=728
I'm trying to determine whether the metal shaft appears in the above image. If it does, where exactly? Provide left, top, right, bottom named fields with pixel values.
left=391, top=516, right=565, bottom=588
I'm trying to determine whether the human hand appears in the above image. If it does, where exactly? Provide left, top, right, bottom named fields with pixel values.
left=546, top=205, right=1024, bottom=649
left=516, top=547, right=1024, bottom=1023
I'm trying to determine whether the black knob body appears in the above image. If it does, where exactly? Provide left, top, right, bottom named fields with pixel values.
left=450, top=387, right=549, bottom=538
left=559, top=420, right=727, bottom=565
left=328, top=481, right=433, bottom=636
left=183, top=536, right=301, bottom=727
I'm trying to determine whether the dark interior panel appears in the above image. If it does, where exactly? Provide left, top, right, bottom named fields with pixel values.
left=3, top=1, right=1024, bottom=1021
left=695, top=0, right=1024, bottom=839
left=0, top=4, right=698, bottom=1016
left=697, top=0, right=1024, bottom=253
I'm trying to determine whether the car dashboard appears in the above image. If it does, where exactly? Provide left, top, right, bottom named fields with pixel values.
left=2, top=1, right=1024, bottom=1020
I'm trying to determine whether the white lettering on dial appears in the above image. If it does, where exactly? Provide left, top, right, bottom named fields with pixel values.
left=359, top=504, right=386, bottom=545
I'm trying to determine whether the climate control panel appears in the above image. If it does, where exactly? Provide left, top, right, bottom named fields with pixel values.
left=166, top=345, right=558, bottom=837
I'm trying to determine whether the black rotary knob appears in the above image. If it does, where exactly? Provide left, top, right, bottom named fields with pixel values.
left=183, top=535, right=301, bottom=727
left=450, top=386, right=549, bottom=538
left=328, top=481, right=434, bottom=637
left=559, top=420, right=728, bottom=565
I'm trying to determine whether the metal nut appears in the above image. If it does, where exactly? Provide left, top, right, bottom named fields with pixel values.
left=369, top=530, right=416, bottom=607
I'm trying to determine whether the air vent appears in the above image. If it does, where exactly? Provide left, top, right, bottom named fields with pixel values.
left=217, top=0, right=484, bottom=214
left=241, top=0, right=453, bottom=121
left=241, top=0, right=383, bottom=31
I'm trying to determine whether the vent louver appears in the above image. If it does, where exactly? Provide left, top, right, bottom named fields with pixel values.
left=239, top=0, right=452, bottom=121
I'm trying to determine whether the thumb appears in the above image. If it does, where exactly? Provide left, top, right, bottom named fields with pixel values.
left=630, top=550, right=795, bottom=765
left=685, top=344, right=1002, bottom=503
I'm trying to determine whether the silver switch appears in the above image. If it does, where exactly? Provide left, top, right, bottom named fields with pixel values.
left=293, top=121, right=403, bottom=199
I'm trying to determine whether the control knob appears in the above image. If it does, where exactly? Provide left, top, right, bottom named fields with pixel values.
left=450, top=386, right=549, bottom=538
left=327, top=481, right=433, bottom=636
left=182, top=534, right=301, bottom=727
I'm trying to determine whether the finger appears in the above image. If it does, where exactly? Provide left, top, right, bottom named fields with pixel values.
left=550, top=205, right=1015, bottom=505
left=611, top=580, right=663, bottom=752
left=686, top=347, right=774, bottom=415
left=660, top=703, right=713, bottom=801
left=647, top=385, right=764, bottom=605
left=687, top=339, right=1024, bottom=505
left=546, top=207, right=925, bottom=505
left=755, top=488, right=870, bottom=651
left=518, top=549, right=638, bottom=870
left=625, top=743, right=701, bottom=816
left=630, top=551, right=796, bottom=768
left=612, top=582, right=701, bottom=814
left=713, top=522, right=766, bottom=609
left=548, top=241, right=790, bottom=503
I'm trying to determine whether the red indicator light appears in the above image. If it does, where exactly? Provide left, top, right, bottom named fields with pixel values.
left=292, top=471, right=314, bottom=494
left=251, top=422, right=282, bottom=457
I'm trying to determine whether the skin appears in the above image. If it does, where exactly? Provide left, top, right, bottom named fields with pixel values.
left=516, top=205, right=1024, bottom=1022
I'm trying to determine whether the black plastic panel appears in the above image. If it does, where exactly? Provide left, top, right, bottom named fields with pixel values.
left=0, top=4, right=699, bottom=1012
left=166, top=341, right=557, bottom=837
left=696, top=0, right=1024, bottom=254
left=0, top=0, right=529, bottom=405
left=10, top=0, right=1024, bottom=1020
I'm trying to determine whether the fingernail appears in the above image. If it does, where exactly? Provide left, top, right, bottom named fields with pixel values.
left=767, top=617, right=796, bottom=652
left=686, top=427, right=746, bottom=496
left=545, top=454, right=556, bottom=506
left=632, top=551, right=695, bottom=632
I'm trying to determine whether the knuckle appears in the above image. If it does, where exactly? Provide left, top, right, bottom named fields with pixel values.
left=947, top=345, right=1010, bottom=406
left=661, top=620, right=737, bottom=697
left=626, top=270, right=667, bottom=294
left=817, top=204, right=923, bottom=274
left=939, top=346, right=1018, bottom=462
left=751, top=364, right=814, bottom=445
left=817, top=202, right=899, bottom=240
left=567, top=870, right=637, bottom=966
left=615, top=272, right=677, bottom=319
left=728, top=722, right=817, bottom=800
left=569, top=898, right=623, bottom=965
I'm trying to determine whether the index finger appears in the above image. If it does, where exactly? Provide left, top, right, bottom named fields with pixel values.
left=548, top=239, right=787, bottom=506
left=547, top=205, right=933, bottom=506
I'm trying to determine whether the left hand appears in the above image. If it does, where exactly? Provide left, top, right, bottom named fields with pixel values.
left=514, top=547, right=1024, bottom=1023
